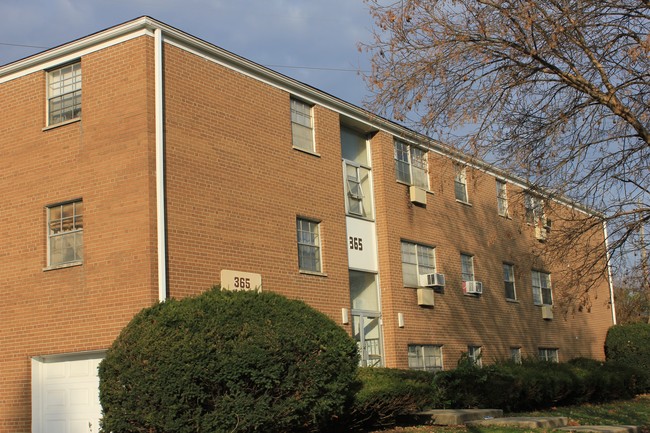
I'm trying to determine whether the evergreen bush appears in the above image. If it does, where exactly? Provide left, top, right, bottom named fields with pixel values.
left=605, top=322, right=650, bottom=391
left=98, top=287, right=359, bottom=433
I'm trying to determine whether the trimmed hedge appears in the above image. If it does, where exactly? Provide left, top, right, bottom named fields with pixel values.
left=343, top=368, right=436, bottom=430
left=431, top=358, right=640, bottom=412
left=605, top=322, right=650, bottom=391
left=98, top=287, right=360, bottom=433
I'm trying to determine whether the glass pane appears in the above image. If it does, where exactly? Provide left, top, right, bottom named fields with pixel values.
left=341, top=127, right=368, bottom=165
left=349, top=271, right=379, bottom=311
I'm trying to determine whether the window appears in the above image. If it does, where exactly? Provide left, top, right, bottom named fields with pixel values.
left=538, top=348, right=559, bottom=363
left=408, top=345, right=443, bottom=372
left=290, top=98, right=314, bottom=152
left=467, top=346, right=482, bottom=367
left=47, top=200, right=83, bottom=266
left=394, top=140, right=428, bottom=189
left=524, top=193, right=545, bottom=225
left=503, top=263, right=516, bottom=300
left=460, top=254, right=475, bottom=282
left=401, top=241, right=436, bottom=287
left=296, top=218, right=321, bottom=272
left=496, top=180, right=508, bottom=216
left=341, top=127, right=373, bottom=219
left=454, top=165, right=468, bottom=202
left=510, top=347, right=522, bottom=364
left=531, top=270, right=552, bottom=305
left=48, top=62, right=81, bottom=125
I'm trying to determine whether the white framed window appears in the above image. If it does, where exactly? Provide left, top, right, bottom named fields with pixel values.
left=468, top=345, right=482, bottom=367
left=290, top=98, right=314, bottom=152
left=341, top=127, right=373, bottom=219
left=454, top=165, right=468, bottom=202
left=48, top=62, right=82, bottom=125
left=538, top=348, right=559, bottom=363
left=401, top=241, right=436, bottom=287
left=524, top=193, right=545, bottom=225
left=496, top=180, right=508, bottom=216
left=510, top=347, right=522, bottom=364
left=394, top=140, right=428, bottom=189
left=460, top=253, right=475, bottom=282
left=408, top=345, right=443, bottom=372
left=503, top=263, right=516, bottom=300
left=531, top=270, right=552, bottom=305
left=47, top=200, right=83, bottom=266
left=296, top=218, right=321, bottom=273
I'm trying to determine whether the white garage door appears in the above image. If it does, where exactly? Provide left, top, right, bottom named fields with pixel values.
left=32, top=354, right=104, bottom=433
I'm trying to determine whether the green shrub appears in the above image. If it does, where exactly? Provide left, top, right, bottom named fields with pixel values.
left=99, top=287, right=360, bottom=433
left=605, top=322, right=650, bottom=391
left=341, top=368, right=436, bottom=431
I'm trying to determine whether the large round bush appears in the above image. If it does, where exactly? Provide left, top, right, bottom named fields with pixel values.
left=605, top=322, right=650, bottom=391
left=99, top=287, right=359, bottom=433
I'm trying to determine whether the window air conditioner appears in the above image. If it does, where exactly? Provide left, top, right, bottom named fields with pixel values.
left=464, top=281, right=483, bottom=294
left=409, top=185, right=427, bottom=206
left=535, top=225, right=548, bottom=241
left=417, top=288, right=435, bottom=306
left=542, top=305, right=554, bottom=320
left=418, top=273, right=446, bottom=288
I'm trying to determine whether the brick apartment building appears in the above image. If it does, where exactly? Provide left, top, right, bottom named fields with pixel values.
left=0, top=17, right=616, bottom=433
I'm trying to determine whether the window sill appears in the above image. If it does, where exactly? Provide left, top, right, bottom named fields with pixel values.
left=43, top=261, right=83, bottom=272
left=292, top=146, right=321, bottom=157
left=299, top=270, right=328, bottom=277
left=506, top=298, right=519, bottom=303
left=498, top=213, right=511, bottom=220
left=396, top=180, right=433, bottom=194
left=456, top=199, right=472, bottom=207
left=43, top=117, right=81, bottom=131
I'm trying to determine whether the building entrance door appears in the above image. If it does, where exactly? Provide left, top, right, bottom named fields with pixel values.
left=352, top=311, right=383, bottom=367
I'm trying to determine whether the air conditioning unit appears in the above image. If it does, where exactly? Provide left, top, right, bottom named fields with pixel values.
left=409, top=185, right=427, bottom=206
left=464, top=280, right=483, bottom=294
left=535, top=225, right=548, bottom=241
left=542, top=305, right=554, bottom=320
left=417, top=288, right=435, bottom=306
left=419, top=273, right=446, bottom=288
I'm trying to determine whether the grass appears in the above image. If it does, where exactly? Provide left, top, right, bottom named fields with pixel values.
left=372, top=394, right=650, bottom=433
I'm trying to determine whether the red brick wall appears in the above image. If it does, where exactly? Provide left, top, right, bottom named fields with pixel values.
left=0, top=37, right=158, bottom=433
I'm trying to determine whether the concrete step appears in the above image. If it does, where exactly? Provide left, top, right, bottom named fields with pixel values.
left=466, top=416, right=569, bottom=429
left=406, top=409, right=503, bottom=425
left=556, top=426, right=639, bottom=433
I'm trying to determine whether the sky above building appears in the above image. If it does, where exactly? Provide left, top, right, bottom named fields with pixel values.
left=0, top=0, right=375, bottom=107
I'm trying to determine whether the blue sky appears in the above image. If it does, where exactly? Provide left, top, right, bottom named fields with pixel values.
left=0, top=0, right=375, bottom=107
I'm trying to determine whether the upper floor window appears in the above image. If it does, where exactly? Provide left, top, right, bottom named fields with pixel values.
left=394, top=140, right=428, bottom=189
left=496, top=180, right=508, bottom=216
left=408, top=344, right=443, bottom=372
left=401, top=241, right=436, bottom=287
left=503, top=263, right=516, bottom=300
left=290, top=98, right=314, bottom=152
left=296, top=218, right=321, bottom=273
left=454, top=165, right=468, bottom=203
left=524, top=193, right=545, bottom=225
left=48, top=62, right=81, bottom=125
left=460, top=253, right=475, bottom=282
left=538, top=348, right=559, bottom=363
left=47, top=200, right=83, bottom=266
left=531, top=270, right=552, bottom=305
left=341, top=127, right=373, bottom=219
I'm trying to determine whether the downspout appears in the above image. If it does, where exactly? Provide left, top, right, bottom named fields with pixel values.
left=155, top=27, right=168, bottom=302
left=603, top=221, right=616, bottom=325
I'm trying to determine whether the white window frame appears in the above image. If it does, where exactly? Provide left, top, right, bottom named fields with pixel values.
left=468, top=345, right=482, bottom=367
left=47, top=62, right=82, bottom=126
left=503, top=263, right=516, bottom=300
left=401, top=241, right=436, bottom=287
left=290, top=98, right=315, bottom=152
left=296, top=218, right=321, bottom=273
left=344, top=161, right=373, bottom=219
left=538, top=348, right=559, bottom=363
left=408, top=344, right=443, bottom=372
left=454, top=165, right=469, bottom=203
left=531, top=270, right=553, bottom=306
left=460, top=253, right=475, bottom=282
left=394, top=140, right=428, bottom=189
left=496, top=179, right=508, bottom=216
left=510, top=347, right=522, bottom=364
left=47, top=200, right=83, bottom=267
left=524, top=192, right=545, bottom=226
